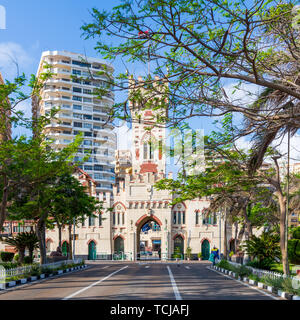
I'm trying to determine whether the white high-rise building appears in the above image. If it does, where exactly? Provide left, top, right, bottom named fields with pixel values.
left=36, top=51, right=116, bottom=194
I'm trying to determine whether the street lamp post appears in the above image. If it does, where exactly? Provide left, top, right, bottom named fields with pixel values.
left=285, top=128, right=291, bottom=275
left=73, top=217, right=75, bottom=260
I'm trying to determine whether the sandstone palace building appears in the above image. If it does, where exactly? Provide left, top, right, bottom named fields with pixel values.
left=45, top=73, right=234, bottom=261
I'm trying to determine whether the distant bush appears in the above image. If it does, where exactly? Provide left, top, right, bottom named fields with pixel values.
left=0, top=251, right=14, bottom=262
left=246, top=258, right=274, bottom=270
left=23, top=256, right=33, bottom=265
left=0, top=262, right=18, bottom=269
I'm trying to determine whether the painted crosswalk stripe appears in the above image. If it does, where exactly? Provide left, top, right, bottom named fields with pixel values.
left=167, top=266, right=182, bottom=300
left=62, top=266, right=128, bottom=300
left=185, top=266, right=190, bottom=269
left=145, top=266, right=150, bottom=268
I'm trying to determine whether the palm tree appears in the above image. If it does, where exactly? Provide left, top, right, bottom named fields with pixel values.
left=19, top=231, right=39, bottom=263
left=0, top=235, right=26, bottom=264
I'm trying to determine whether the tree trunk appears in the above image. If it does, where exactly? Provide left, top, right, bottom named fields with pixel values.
left=68, top=223, right=73, bottom=260
left=58, top=224, right=62, bottom=249
left=18, top=248, right=25, bottom=265
left=243, top=206, right=253, bottom=240
left=236, top=223, right=245, bottom=252
left=223, top=217, right=228, bottom=260
left=36, top=218, right=47, bottom=265
left=29, top=248, right=34, bottom=263
left=234, top=221, right=239, bottom=253
left=0, top=174, right=9, bottom=230
left=277, top=193, right=290, bottom=275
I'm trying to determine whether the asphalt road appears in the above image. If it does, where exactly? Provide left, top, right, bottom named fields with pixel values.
left=0, top=261, right=279, bottom=300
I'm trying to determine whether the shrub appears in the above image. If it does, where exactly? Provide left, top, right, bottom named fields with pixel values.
left=235, top=265, right=252, bottom=277
left=41, top=267, right=52, bottom=274
left=246, top=258, right=274, bottom=271
left=30, top=264, right=41, bottom=276
left=288, top=239, right=300, bottom=264
left=24, top=256, right=33, bottom=265
left=262, top=276, right=284, bottom=290
left=281, top=277, right=300, bottom=296
left=0, top=252, right=14, bottom=262
left=1, top=262, right=18, bottom=269
left=217, top=259, right=231, bottom=270
left=248, top=274, right=260, bottom=282
left=13, top=254, right=19, bottom=262
left=198, top=252, right=202, bottom=258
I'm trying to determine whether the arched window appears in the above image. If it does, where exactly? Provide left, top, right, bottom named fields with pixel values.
left=195, top=211, right=199, bottom=225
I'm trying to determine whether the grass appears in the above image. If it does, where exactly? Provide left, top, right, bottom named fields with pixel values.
left=270, top=263, right=297, bottom=274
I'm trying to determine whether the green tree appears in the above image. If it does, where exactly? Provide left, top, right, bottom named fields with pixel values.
left=82, top=0, right=300, bottom=130
left=48, top=172, right=104, bottom=259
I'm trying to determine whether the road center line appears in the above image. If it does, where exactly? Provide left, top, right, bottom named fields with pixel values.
left=167, top=266, right=182, bottom=300
left=62, top=265, right=128, bottom=300
left=102, top=266, right=109, bottom=269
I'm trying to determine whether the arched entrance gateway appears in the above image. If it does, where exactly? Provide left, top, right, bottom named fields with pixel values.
left=173, top=235, right=184, bottom=258
left=136, top=215, right=162, bottom=260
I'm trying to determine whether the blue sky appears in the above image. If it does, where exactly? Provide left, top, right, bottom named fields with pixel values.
left=0, top=0, right=298, bottom=169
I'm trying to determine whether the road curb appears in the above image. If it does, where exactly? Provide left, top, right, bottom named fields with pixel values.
left=209, top=265, right=296, bottom=300
left=0, top=264, right=88, bottom=292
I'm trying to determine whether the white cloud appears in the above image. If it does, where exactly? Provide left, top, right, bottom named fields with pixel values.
left=0, top=42, right=33, bottom=79
left=223, top=82, right=262, bottom=106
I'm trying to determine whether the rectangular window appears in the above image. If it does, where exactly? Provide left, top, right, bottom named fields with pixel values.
left=83, top=140, right=92, bottom=146
left=73, top=87, right=82, bottom=93
left=83, top=89, right=92, bottom=94
left=122, top=213, right=124, bottom=225
left=182, top=212, right=185, bottom=224
left=89, top=216, right=95, bottom=227
left=99, top=214, right=102, bottom=226
left=73, top=113, right=82, bottom=119
left=113, top=213, right=116, bottom=225
left=84, top=132, right=92, bottom=137
left=178, top=211, right=181, bottom=225
left=82, top=216, right=85, bottom=227
left=72, top=60, right=91, bottom=68
left=74, top=122, right=82, bottom=128
left=196, top=212, right=199, bottom=225
left=83, top=114, right=92, bottom=120
left=83, top=123, right=92, bottom=128
left=173, top=212, right=176, bottom=224
left=73, top=96, right=82, bottom=101
left=73, top=104, right=82, bottom=110
left=72, top=78, right=81, bottom=84
left=72, top=69, right=81, bottom=75
left=117, top=213, right=120, bottom=225
left=84, top=165, right=93, bottom=171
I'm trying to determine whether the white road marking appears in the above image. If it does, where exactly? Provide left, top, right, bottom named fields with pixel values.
left=102, top=266, right=109, bottom=269
left=145, top=266, right=150, bottom=268
left=207, top=267, right=279, bottom=300
left=167, top=266, right=182, bottom=300
left=185, top=266, right=190, bottom=269
left=62, top=265, right=128, bottom=300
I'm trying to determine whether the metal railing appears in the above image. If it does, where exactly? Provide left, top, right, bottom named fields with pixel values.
left=228, top=261, right=297, bottom=281
left=0, top=258, right=83, bottom=283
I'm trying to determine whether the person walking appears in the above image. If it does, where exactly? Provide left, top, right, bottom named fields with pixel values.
left=210, top=246, right=220, bottom=266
